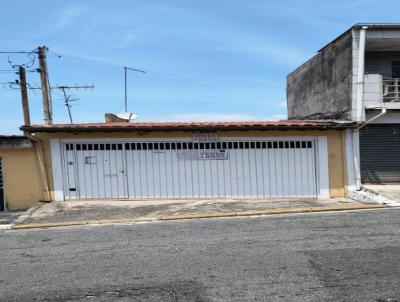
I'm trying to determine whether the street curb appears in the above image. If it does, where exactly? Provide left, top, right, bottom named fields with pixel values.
left=11, top=203, right=386, bottom=230
left=11, top=217, right=157, bottom=230
left=0, top=224, right=12, bottom=230
left=159, top=203, right=386, bottom=221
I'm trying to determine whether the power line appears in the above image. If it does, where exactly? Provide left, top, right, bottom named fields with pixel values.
left=0, top=70, right=18, bottom=73
left=0, top=51, right=36, bottom=54
left=47, top=49, right=62, bottom=58
left=0, top=47, right=37, bottom=70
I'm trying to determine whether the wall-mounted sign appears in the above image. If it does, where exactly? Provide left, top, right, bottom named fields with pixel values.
left=199, top=150, right=228, bottom=160
left=192, top=131, right=219, bottom=142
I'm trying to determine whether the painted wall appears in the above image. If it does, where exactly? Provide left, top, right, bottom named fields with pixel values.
left=0, top=147, right=44, bottom=210
left=35, top=129, right=348, bottom=199
left=287, top=31, right=353, bottom=120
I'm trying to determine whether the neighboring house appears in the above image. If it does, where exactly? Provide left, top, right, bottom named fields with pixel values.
left=0, top=136, right=45, bottom=211
left=18, top=120, right=354, bottom=203
left=287, top=23, right=400, bottom=185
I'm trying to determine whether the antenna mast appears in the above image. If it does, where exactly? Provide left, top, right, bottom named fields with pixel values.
left=54, top=85, right=94, bottom=124
left=123, top=66, right=145, bottom=112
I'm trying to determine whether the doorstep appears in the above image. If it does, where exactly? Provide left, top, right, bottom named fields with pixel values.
left=11, top=198, right=385, bottom=230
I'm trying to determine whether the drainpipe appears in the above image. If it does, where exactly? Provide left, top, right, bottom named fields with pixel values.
left=352, top=26, right=368, bottom=191
left=352, top=131, right=362, bottom=190
left=356, top=26, right=368, bottom=122
left=27, top=134, right=51, bottom=202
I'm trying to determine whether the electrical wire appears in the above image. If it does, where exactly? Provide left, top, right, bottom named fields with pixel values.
left=47, top=49, right=62, bottom=58
left=0, top=70, right=18, bottom=73
left=0, top=51, right=33, bottom=54
left=5, top=47, right=38, bottom=69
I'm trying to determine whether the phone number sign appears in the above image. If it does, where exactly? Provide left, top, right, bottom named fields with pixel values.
left=199, top=150, right=228, bottom=160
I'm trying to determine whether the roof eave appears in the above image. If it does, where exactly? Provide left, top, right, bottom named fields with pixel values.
left=318, top=23, right=400, bottom=52
left=20, top=124, right=356, bottom=133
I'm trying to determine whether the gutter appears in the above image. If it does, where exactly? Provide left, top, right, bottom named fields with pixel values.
left=351, top=26, right=368, bottom=191
left=356, top=26, right=368, bottom=122
left=27, top=135, right=51, bottom=202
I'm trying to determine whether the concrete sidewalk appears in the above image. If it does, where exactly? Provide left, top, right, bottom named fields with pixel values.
left=0, top=211, right=24, bottom=229
left=12, top=198, right=385, bottom=229
left=363, top=184, right=400, bottom=206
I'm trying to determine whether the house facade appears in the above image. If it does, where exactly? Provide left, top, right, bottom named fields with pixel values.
left=0, top=136, right=45, bottom=210
left=287, top=23, right=400, bottom=185
left=15, top=121, right=353, bottom=205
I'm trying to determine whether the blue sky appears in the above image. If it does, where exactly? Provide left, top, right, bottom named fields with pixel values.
left=0, top=0, right=399, bottom=134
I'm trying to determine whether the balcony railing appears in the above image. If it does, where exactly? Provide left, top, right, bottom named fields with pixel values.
left=383, top=78, right=400, bottom=102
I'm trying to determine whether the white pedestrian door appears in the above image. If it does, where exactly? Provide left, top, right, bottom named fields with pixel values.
left=61, top=139, right=318, bottom=200
left=63, top=143, right=127, bottom=199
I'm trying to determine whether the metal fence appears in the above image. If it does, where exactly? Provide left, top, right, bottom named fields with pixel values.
left=383, top=77, right=400, bottom=102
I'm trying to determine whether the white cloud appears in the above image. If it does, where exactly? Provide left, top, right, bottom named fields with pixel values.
left=262, top=114, right=287, bottom=121
left=54, top=6, right=86, bottom=30
left=220, top=43, right=309, bottom=67
left=142, top=113, right=258, bottom=122
left=138, top=113, right=287, bottom=122
left=117, top=29, right=137, bottom=48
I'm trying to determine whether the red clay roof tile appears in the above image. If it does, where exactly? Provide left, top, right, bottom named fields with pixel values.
left=20, top=120, right=356, bottom=133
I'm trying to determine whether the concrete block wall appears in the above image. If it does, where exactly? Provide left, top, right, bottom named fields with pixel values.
left=287, top=31, right=353, bottom=120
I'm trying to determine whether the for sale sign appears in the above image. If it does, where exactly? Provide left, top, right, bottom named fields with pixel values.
left=199, top=150, right=228, bottom=160
left=192, top=131, right=218, bottom=142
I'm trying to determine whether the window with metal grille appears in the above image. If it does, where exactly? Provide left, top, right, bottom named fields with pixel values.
left=67, top=140, right=313, bottom=151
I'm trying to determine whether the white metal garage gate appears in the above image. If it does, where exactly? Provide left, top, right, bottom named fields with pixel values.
left=54, top=137, right=328, bottom=200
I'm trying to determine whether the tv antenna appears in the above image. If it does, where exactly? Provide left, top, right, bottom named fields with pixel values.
left=28, top=84, right=94, bottom=124
left=56, top=85, right=94, bottom=123
left=123, top=66, right=145, bottom=112
left=60, top=88, right=78, bottom=124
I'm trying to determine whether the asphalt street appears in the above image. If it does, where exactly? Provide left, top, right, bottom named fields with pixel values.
left=1, top=208, right=400, bottom=301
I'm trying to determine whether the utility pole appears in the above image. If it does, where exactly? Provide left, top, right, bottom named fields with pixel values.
left=18, top=65, right=30, bottom=126
left=38, top=46, right=53, bottom=125
left=123, top=66, right=145, bottom=112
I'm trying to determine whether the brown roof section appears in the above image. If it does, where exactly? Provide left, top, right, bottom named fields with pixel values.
left=0, top=135, right=32, bottom=148
left=20, top=120, right=356, bottom=133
